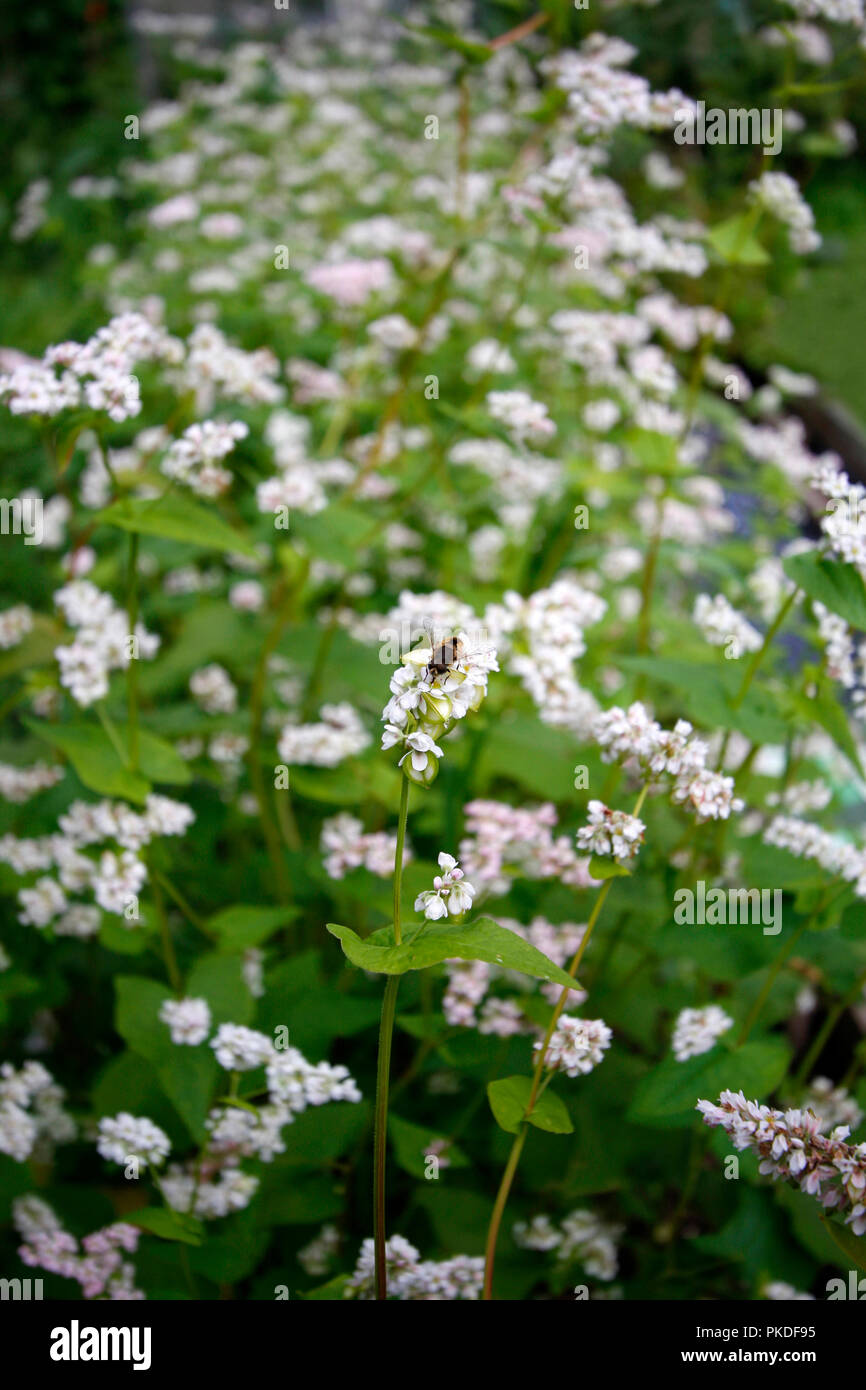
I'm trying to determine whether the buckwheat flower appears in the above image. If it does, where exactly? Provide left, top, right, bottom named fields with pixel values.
left=92, top=850, right=147, bottom=916
left=160, top=997, right=211, bottom=1046
left=242, top=948, right=265, bottom=999
left=693, top=593, right=762, bottom=657
left=161, top=419, right=248, bottom=498
left=537, top=1016, right=612, bottom=1078
left=17, top=876, right=67, bottom=927
left=97, top=1113, right=170, bottom=1169
left=298, top=1224, right=340, bottom=1277
left=513, top=1215, right=562, bottom=1251
left=486, top=389, right=556, bottom=443
left=0, top=605, right=33, bottom=649
left=672, top=769, right=744, bottom=822
left=189, top=663, right=237, bottom=714
left=415, top=852, right=475, bottom=919
left=803, top=1077, right=864, bottom=1133
left=697, top=1089, right=866, bottom=1231
left=305, top=257, right=393, bottom=307
left=763, top=1281, right=816, bottom=1301
left=55, top=906, right=101, bottom=939
left=210, top=1024, right=273, bottom=1071
left=748, top=171, right=821, bottom=254
left=671, top=1005, right=733, bottom=1061
left=229, top=579, right=265, bottom=612
left=278, top=703, right=371, bottom=767
left=478, top=997, right=524, bottom=1037
left=0, top=760, right=62, bottom=805
left=577, top=801, right=645, bottom=865
left=558, top=1209, right=621, bottom=1280
left=398, top=730, right=444, bottom=784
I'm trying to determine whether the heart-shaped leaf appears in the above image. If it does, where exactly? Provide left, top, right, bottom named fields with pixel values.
left=487, top=1075, right=573, bottom=1134
left=326, top=916, right=579, bottom=990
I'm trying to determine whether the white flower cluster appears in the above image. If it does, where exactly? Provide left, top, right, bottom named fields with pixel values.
left=459, top=799, right=594, bottom=897
left=157, top=1026, right=360, bottom=1220
left=671, top=1005, right=733, bottom=1061
left=189, top=662, right=238, bottom=714
left=381, top=628, right=498, bottom=786
left=344, top=1235, right=483, bottom=1300
left=514, top=1207, right=621, bottom=1280
left=749, top=171, right=821, bottom=254
left=1, top=792, right=194, bottom=929
left=320, top=812, right=409, bottom=880
left=298, top=1223, right=340, bottom=1277
left=536, top=1015, right=613, bottom=1078
left=279, top=702, right=371, bottom=767
left=0, top=1062, right=76, bottom=1162
left=763, top=1280, right=816, bottom=1301
left=547, top=36, right=692, bottom=137
left=594, top=702, right=744, bottom=822
left=764, top=814, right=866, bottom=898
left=0, top=604, right=34, bottom=649
left=486, top=580, right=605, bottom=736
left=0, top=761, right=64, bottom=804
left=304, top=256, right=393, bottom=307
left=0, top=312, right=182, bottom=422
left=803, top=1077, right=864, bottom=1133
left=414, top=852, right=475, bottom=920
left=697, top=1089, right=866, bottom=1234
left=54, top=579, right=160, bottom=707
left=183, top=323, right=283, bottom=408
left=577, top=801, right=646, bottom=865
left=486, top=389, right=556, bottom=443
left=160, top=997, right=211, bottom=1045
left=15, top=1197, right=143, bottom=1300
left=161, top=419, right=248, bottom=497
left=693, top=593, right=762, bottom=658
left=97, top=1112, right=171, bottom=1169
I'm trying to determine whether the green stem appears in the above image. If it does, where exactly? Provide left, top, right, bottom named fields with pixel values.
left=152, top=869, right=210, bottom=936
left=126, top=533, right=140, bottom=773
left=373, top=974, right=400, bottom=1301
left=483, top=785, right=648, bottom=1300
left=393, top=775, right=410, bottom=944
left=731, top=588, right=798, bottom=712
left=736, top=919, right=809, bottom=1046
left=793, top=958, right=866, bottom=1089
left=96, top=702, right=130, bottom=768
left=150, top=862, right=181, bottom=992
left=372, top=773, right=412, bottom=1300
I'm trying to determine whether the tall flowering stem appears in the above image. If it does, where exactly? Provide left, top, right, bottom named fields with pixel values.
left=373, top=773, right=410, bottom=1300
left=482, top=783, right=648, bottom=1300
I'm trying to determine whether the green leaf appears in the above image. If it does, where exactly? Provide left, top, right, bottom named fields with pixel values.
left=0, top=619, right=59, bottom=679
left=326, top=916, right=579, bottom=989
left=588, top=855, right=632, bottom=880
left=25, top=719, right=150, bottom=803
left=402, top=21, right=492, bottom=63
left=784, top=550, right=866, bottom=630
left=820, top=1216, right=866, bottom=1274
left=487, top=1076, right=573, bottom=1135
left=707, top=213, right=769, bottom=266
left=186, top=952, right=255, bottom=1026
left=207, top=904, right=298, bottom=951
left=301, top=1275, right=350, bottom=1301
left=98, top=493, right=258, bottom=559
left=628, top=1040, right=790, bottom=1128
left=390, top=1115, right=469, bottom=1177
left=129, top=1208, right=204, bottom=1245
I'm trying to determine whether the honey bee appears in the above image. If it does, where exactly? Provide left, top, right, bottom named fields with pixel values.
left=423, top=622, right=465, bottom=682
